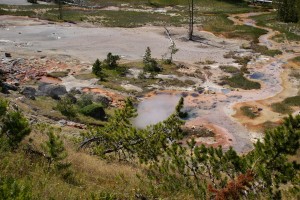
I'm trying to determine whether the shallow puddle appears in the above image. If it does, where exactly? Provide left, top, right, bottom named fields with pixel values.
left=249, top=72, right=264, bottom=79
left=132, top=94, right=181, bottom=128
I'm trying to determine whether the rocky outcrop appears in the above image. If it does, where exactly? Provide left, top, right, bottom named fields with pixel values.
left=37, top=83, right=67, bottom=99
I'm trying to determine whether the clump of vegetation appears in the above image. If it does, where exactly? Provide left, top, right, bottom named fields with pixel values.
left=292, top=56, right=300, bottom=62
left=240, top=106, right=259, bottom=119
left=271, top=95, right=300, bottom=114
left=96, top=53, right=127, bottom=78
left=55, top=93, right=107, bottom=121
left=221, top=73, right=261, bottom=90
left=143, top=47, right=162, bottom=73
left=103, top=53, right=120, bottom=69
left=47, top=71, right=69, bottom=78
left=55, top=95, right=77, bottom=120
left=144, top=59, right=161, bottom=73
left=80, top=103, right=106, bottom=120
left=283, top=95, right=300, bottom=106
left=250, top=42, right=282, bottom=57
left=219, top=65, right=240, bottom=74
left=274, top=0, right=299, bottom=23
left=233, top=55, right=251, bottom=73
left=41, top=127, right=68, bottom=170
left=223, top=52, right=251, bottom=74
left=92, top=59, right=105, bottom=81
left=271, top=102, right=293, bottom=114
left=0, top=177, right=32, bottom=199
left=0, top=99, right=31, bottom=149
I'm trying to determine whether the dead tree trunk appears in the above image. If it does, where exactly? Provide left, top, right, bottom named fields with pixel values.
left=188, top=0, right=194, bottom=40
left=58, top=0, right=63, bottom=20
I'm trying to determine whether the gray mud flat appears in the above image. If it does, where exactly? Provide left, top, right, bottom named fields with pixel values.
left=0, top=0, right=32, bottom=5
left=0, top=16, right=243, bottom=64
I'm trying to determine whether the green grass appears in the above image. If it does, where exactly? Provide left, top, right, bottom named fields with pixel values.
left=292, top=56, right=300, bottom=62
left=222, top=73, right=261, bottom=90
left=74, top=73, right=97, bottom=80
left=47, top=71, right=69, bottom=78
left=240, top=106, right=258, bottom=119
left=92, top=10, right=182, bottom=27
left=0, top=8, right=36, bottom=17
left=219, top=65, right=240, bottom=74
left=271, top=95, right=300, bottom=114
left=87, top=0, right=253, bottom=14
left=161, top=78, right=195, bottom=87
left=271, top=102, right=293, bottom=114
left=283, top=96, right=300, bottom=106
left=202, top=14, right=268, bottom=42
left=250, top=43, right=282, bottom=57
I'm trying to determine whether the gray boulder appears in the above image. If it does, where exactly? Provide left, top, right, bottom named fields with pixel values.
left=21, top=87, right=36, bottom=100
left=37, top=83, right=67, bottom=99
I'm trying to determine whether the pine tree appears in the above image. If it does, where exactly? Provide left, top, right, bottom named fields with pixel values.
left=1, top=111, right=31, bottom=148
left=41, top=129, right=68, bottom=169
left=104, top=53, right=120, bottom=69
left=0, top=98, right=7, bottom=118
left=274, top=0, right=299, bottom=23
left=55, top=95, right=77, bottom=119
left=0, top=177, right=32, bottom=200
left=143, top=47, right=152, bottom=64
left=92, top=59, right=105, bottom=81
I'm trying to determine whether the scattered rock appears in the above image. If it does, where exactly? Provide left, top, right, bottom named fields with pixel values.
left=5, top=53, right=11, bottom=58
left=58, top=119, right=86, bottom=129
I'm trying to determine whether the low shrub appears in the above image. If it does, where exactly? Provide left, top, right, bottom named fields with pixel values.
left=80, top=104, right=106, bottom=120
